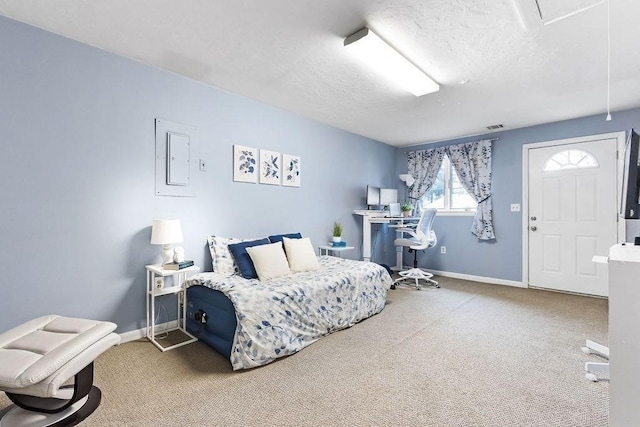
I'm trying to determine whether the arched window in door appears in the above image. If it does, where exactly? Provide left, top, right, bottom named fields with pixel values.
left=543, top=149, right=599, bottom=171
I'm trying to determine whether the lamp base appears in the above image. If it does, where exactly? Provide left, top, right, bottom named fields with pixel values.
left=161, top=245, right=174, bottom=265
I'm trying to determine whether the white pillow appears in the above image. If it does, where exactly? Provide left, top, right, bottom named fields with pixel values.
left=245, top=242, right=291, bottom=281
left=283, top=237, right=320, bottom=272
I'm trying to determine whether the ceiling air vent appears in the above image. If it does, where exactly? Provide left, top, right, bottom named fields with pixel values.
left=486, top=124, right=504, bottom=130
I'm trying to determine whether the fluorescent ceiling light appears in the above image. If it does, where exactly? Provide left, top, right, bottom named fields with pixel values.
left=344, top=27, right=439, bottom=96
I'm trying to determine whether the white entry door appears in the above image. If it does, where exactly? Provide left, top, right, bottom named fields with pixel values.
left=528, top=138, right=618, bottom=296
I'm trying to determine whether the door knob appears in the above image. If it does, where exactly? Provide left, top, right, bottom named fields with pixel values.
left=530, top=226, right=537, bottom=231
left=530, top=216, right=537, bottom=221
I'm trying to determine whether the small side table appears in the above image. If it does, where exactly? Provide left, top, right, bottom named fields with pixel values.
left=145, top=264, right=200, bottom=351
left=318, top=245, right=355, bottom=257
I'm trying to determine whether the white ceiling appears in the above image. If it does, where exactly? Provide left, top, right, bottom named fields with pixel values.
left=1, top=0, right=639, bottom=147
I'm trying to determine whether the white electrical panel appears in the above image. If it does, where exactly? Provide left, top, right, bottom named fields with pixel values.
left=155, top=119, right=198, bottom=197
left=167, top=132, right=190, bottom=186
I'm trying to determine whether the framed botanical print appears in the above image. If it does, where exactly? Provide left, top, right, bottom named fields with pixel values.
left=260, top=149, right=281, bottom=185
left=233, top=145, right=258, bottom=183
left=282, top=154, right=301, bottom=187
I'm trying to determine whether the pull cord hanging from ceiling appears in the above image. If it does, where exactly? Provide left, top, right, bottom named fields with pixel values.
left=606, top=0, right=612, bottom=121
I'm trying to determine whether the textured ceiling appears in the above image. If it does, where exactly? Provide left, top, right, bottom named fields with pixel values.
left=1, top=0, right=639, bottom=146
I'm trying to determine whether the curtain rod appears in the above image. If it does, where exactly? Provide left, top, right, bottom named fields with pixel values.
left=403, top=137, right=499, bottom=154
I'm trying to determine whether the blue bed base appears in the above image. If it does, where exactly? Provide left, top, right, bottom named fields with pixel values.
left=186, top=285, right=237, bottom=359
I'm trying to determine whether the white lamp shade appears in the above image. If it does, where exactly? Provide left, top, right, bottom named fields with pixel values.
left=150, top=219, right=184, bottom=245
left=399, top=174, right=415, bottom=187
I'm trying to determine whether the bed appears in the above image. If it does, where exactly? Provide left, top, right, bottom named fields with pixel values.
left=183, top=236, right=392, bottom=370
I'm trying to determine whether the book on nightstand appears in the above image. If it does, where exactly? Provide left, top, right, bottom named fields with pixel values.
left=162, top=260, right=195, bottom=270
left=331, top=241, right=347, bottom=247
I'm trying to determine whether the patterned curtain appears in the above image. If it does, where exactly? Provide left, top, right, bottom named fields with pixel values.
left=445, top=139, right=495, bottom=240
left=407, top=147, right=445, bottom=202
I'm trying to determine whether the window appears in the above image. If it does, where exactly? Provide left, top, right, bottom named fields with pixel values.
left=419, top=155, right=477, bottom=213
left=543, top=149, right=598, bottom=171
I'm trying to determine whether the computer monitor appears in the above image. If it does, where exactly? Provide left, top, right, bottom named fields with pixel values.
left=380, top=188, right=398, bottom=206
left=366, top=185, right=380, bottom=207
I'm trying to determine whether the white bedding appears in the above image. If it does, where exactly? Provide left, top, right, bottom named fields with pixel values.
left=185, top=256, right=392, bottom=370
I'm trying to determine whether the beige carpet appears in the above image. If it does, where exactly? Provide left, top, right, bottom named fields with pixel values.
left=1, top=277, right=609, bottom=426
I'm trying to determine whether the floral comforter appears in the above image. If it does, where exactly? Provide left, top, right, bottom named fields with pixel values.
left=185, top=256, right=392, bottom=370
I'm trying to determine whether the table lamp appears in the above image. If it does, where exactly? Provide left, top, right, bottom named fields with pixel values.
left=150, top=219, right=184, bottom=264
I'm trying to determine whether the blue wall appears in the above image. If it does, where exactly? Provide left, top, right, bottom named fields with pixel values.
left=2, top=15, right=637, bottom=335
left=396, top=108, right=640, bottom=282
left=0, top=17, right=397, bottom=333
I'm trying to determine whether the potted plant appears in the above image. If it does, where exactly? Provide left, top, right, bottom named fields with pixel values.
left=400, top=203, right=413, bottom=217
left=332, top=221, right=343, bottom=243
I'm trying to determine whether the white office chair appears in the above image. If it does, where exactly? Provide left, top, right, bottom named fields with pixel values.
left=393, top=208, right=439, bottom=290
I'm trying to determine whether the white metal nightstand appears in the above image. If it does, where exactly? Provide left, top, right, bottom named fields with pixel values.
left=318, top=245, right=355, bottom=257
left=145, top=264, right=200, bottom=351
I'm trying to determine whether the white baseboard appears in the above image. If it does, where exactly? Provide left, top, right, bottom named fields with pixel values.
left=118, top=320, right=179, bottom=344
left=429, top=269, right=526, bottom=288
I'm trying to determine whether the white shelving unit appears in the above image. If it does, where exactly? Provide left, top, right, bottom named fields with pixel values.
left=318, top=245, right=355, bottom=257
left=145, top=264, right=200, bottom=351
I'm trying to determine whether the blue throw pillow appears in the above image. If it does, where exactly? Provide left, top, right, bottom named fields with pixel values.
left=268, top=233, right=302, bottom=244
left=228, top=238, right=270, bottom=279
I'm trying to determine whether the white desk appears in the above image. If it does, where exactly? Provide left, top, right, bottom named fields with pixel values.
left=353, top=209, right=419, bottom=268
